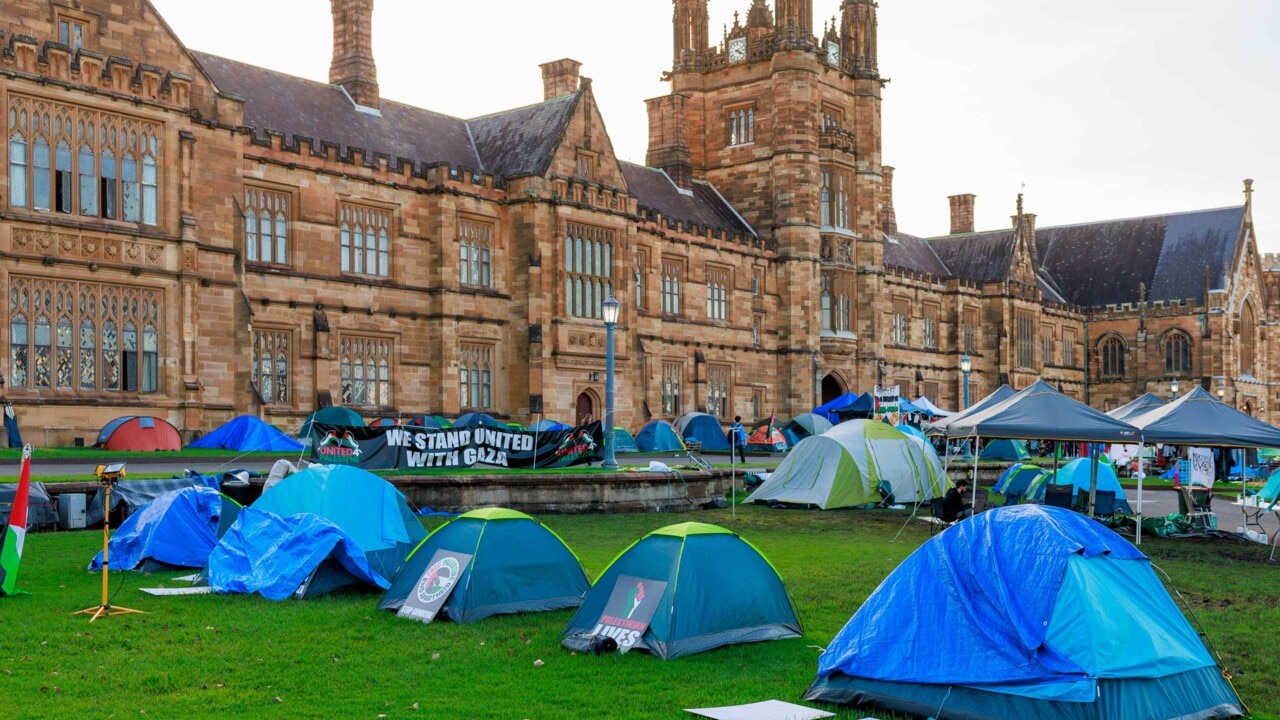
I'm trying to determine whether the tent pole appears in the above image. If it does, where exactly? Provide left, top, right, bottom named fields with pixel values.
left=1136, top=440, right=1145, bottom=545
left=730, top=431, right=737, bottom=518
left=1088, top=443, right=1099, bottom=518
left=972, top=436, right=980, bottom=512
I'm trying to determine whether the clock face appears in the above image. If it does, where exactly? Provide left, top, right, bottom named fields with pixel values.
left=826, top=41, right=840, bottom=66
left=728, top=38, right=747, bottom=63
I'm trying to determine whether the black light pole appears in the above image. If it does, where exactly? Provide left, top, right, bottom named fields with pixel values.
left=1171, top=377, right=1179, bottom=400
left=601, top=295, right=620, bottom=471
left=960, top=354, right=972, bottom=409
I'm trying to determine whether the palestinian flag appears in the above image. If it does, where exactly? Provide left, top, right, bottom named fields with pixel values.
left=0, top=444, right=33, bottom=596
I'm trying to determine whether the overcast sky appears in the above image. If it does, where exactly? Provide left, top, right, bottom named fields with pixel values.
left=153, top=0, right=1280, bottom=252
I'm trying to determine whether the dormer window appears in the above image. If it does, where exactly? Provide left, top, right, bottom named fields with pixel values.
left=575, top=151, right=595, bottom=182
left=56, top=10, right=94, bottom=52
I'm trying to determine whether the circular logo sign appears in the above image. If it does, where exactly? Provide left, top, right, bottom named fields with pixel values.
left=415, top=556, right=462, bottom=604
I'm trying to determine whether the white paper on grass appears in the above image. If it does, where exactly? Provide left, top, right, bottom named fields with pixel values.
left=684, top=699, right=837, bottom=720
left=139, top=586, right=214, bottom=596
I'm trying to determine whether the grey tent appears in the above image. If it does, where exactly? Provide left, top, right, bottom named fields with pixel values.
left=924, top=385, right=1017, bottom=436
left=1106, top=393, right=1168, bottom=422
left=0, top=480, right=57, bottom=529
left=944, top=381, right=1140, bottom=443
left=1128, top=386, right=1280, bottom=447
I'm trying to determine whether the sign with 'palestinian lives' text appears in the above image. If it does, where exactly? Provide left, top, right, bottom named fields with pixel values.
left=397, top=549, right=473, bottom=625
left=587, top=574, right=668, bottom=653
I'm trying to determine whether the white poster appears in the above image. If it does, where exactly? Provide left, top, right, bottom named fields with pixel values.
left=874, top=385, right=900, bottom=424
left=1188, top=447, right=1214, bottom=488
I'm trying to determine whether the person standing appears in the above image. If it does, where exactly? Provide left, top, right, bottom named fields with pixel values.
left=730, top=416, right=747, bottom=463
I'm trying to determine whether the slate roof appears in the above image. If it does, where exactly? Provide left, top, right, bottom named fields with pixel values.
left=883, top=231, right=950, bottom=278
left=620, top=163, right=755, bottom=237
left=886, top=206, right=1245, bottom=308
left=192, top=52, right=753, bottom=238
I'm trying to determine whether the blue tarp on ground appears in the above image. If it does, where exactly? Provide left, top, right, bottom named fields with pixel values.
left=207, top=507, right=388, bottom=601
left=674, top=412, right=730, bottom=451
left=88, top=486, right=239, bottom=571
left=636, top=420, right=686, bottom=452
left=189, top=415, right=305, bottom=452
left=806, top=505, right=1243, bottom=719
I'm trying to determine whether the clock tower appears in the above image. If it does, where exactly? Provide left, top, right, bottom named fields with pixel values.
left=647, top=0, right=887, bottom=412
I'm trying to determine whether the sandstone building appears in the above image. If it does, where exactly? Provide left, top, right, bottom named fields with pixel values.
left=1, top=0, right=1271, bottom=445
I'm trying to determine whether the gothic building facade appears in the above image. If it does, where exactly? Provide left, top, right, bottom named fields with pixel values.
left=0, top=0, right=1272, bottom=445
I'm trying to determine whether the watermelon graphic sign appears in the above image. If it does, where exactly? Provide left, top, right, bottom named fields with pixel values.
left=396, top=549, right=473, bottom=624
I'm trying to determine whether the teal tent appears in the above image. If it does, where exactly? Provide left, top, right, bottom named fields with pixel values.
left=980, top=438, right=1031, bottom=461
left=805, top=506, right=1243, bottom=719
left=454, top=412, right=506, bottom=430
left=1026, top=458, right=1133, bottom=514
left=636, top=420, right=685, bottom=452
left=994, top=463, right=1047, bottom=502
left=252, top=464, right=427, bottom=582
left=297, top=407, right=365, bottom=440
left=612, top=427, right=640, bottom=453
left=674, top=412, right=730, bottom=451
left=561, top=522, right=801, bottom=659
left=379, top=508, right=589, bottom=623
left=782, top=413, right=834, bottom=448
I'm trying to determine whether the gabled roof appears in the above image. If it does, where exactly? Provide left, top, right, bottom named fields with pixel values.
left=468, top=96, right=579, bottom=178
left=888, top=206, right=1245, bottom=308
left=193, top=52, right=478, bottom=170
left=621, top=163, right=755, bottom=237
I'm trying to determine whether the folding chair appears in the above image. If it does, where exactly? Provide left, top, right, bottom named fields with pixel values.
left=1044, top=485, right=1075, bottom=510
left=972, top=488, right=990, bottom=513
left=1176, top=487, right=1215, bottom=531
left=1091, top=489, right=1117, bottom=522
left=927, top=497, right=954, bottom=536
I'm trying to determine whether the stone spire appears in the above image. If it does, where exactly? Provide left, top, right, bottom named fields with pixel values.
left=840, top=0, right=879, bottom=77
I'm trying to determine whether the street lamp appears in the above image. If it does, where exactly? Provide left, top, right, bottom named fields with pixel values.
left=601, top=295, right=620, bottom=471
left=1171, top=377, right=1179, bottom=400
left=1217, top=386, right=1226, bottom=402
left=959, top=354, right=972, bottom=409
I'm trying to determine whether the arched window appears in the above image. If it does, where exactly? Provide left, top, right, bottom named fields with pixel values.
left=1163, top=331, right=1192, bottom=375
left=1240, top=302, right=1257, bottom=376
left=1100, top=336, right=1126, bottom=377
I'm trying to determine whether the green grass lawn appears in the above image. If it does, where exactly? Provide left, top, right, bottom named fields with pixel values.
left=2, top=507, right=1278, bottom=719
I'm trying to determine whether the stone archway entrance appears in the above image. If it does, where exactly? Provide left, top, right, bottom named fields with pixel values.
left=821, top=373, right=847, bottom=405
left=575, top=392, right=596, bottom=426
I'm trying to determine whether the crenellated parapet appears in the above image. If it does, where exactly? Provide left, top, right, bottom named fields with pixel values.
left=1, top=31, right=193, bottom=110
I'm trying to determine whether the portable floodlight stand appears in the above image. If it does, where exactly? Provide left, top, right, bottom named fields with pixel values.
left=76, top=462, right=144, bottom=622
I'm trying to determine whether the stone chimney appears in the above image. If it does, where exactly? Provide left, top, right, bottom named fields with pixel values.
left=1012, top=212, right=1037, bottom=237
left=540, top=59, right=582, bottom=101
left=949, top=193, right=976, bottom=234
left=880, top=165, right=897, bottom=234
left=330, top=0, right=379, bottom=109
left=646, top=95, right=692, bottom=189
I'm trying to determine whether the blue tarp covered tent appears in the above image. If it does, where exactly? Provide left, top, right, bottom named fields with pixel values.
left=805, top=505, right=1243, bottom=719
left=980, top=438, right=1032, bottom=461
left=994, top=463, right=1047, bottom=502
left=674, top=412, right=730, bottom=451
left=252, top=464, right=427, bottom=581
left=562, top=522, right=801, bottom=659
left=379, top=508, right=589, bottom=623
left=188, top=415, right=304, bottom=452
left=814, top=392, right=874, bottom=424
left=207, top=507, right=389, bottom=600
left=88, top=486, right=240, bottom=571
left=636, top=420, right=685, bottom=452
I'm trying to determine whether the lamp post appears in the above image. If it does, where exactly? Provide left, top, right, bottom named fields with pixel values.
left=1217, top=386, right=1226, bottom=403
left=601, top=295, right=620, bottom=471
left=959, top=354, right=972, bottom=409
left=1171, top=377, right=1179, bottom=400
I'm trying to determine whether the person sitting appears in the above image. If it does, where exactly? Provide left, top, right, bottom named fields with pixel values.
left=942, top=477, right=974, bottom=522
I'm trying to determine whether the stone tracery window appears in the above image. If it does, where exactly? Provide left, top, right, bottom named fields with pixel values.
left=1099, top=335, right=1126, bottom=378
left=1163, top=330, right=1192, bottom=376
left=564, top=223, right=614, bottom=318
left=340, top=335, right=391, bottom=406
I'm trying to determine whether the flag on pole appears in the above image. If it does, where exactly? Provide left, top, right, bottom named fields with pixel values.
left=0, top=443, right=33, bottom=596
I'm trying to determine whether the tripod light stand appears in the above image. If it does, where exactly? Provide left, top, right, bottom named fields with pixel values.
left=76, top=463, right=144, bottom=622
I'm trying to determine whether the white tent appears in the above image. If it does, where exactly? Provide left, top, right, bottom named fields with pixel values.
left=912, top=396, right=954, bottom=417
left=746, top=420, right=947, bottom=509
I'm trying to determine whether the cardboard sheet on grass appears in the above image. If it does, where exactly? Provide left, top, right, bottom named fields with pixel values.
left=685, top=700, right=834, bottom=720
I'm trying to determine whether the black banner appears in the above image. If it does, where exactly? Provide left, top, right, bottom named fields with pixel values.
left=309, top=421, right=602, bottom=470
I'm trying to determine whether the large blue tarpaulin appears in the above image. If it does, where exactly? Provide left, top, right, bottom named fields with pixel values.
left=207, top=507, right=387, bottom=601
left=88, top=486, right=236, bottom=571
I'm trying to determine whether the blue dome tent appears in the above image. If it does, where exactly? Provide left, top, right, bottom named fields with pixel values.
left=379, top=508, right=589, bottom=623
left=636, top=420, right=686, bottom=452
left=562, top=522, right=801, bottom=659
left=805, top=505, right=1243, bottom=719
left=1027, top=457, right=1133, bottom=514
left=994, top=463, right=1047, bottom=503
left=188, top=415, right=304, bottom=452
left=297, top=407, right=365, bottom=440
left=453, top=412, right=507, bottom=430
left=88, top=486, right=241, bottom=572
left=673, top=412, right=730, bottom=451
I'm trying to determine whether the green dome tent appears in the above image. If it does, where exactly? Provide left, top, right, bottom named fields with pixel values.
left=745, top=420, right=946, bottom=509
left=561, top=522, right=801, bottom=659
left=379, top=508, right=589, bottom=623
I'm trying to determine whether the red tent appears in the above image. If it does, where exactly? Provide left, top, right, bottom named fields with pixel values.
left=96, top=416, right=182, bottom=451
